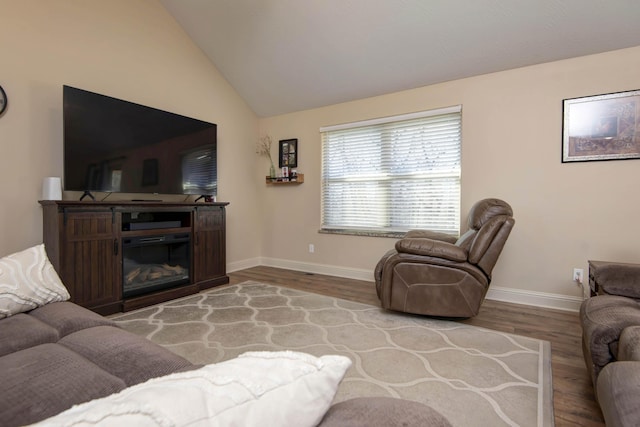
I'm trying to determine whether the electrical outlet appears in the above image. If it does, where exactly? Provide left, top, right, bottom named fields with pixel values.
left=573, top=268, right=584, bottom=284
left=308, top=243, right=315, bottom=253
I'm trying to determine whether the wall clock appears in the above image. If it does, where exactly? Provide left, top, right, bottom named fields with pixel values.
left=0, top=85, right=7, bottom=116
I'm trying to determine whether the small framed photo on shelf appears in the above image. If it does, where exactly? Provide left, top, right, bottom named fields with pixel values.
left=279, top=138, right=298, bottom=168
left=562, top=89, right=640, bottom=162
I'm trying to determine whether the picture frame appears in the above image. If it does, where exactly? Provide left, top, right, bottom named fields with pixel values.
left=562, top=89, right=640, bottom=162
left=278, top=138, right=298, bottom=168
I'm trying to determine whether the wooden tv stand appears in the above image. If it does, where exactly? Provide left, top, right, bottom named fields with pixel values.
left=39, top=200, right=229, bottom=315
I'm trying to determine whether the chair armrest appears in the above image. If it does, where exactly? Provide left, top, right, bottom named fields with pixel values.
left=404, top=230, right=458, bottom=244
left=395, top=238, right=467, bottom=262
left=597, top=264, right=640, bottom=299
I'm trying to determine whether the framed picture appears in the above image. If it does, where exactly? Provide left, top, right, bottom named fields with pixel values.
left=279, top=138, right=298, bottom=168
left=562, top=89, right=640, bottom=162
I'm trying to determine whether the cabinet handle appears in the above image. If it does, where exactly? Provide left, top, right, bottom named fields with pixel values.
left=113, top=239, right=119, bottom=255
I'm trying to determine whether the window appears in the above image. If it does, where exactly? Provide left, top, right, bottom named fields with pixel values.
left=320, top=106, right=461, bottom=236
left=181, top=145, right=217, bottom=195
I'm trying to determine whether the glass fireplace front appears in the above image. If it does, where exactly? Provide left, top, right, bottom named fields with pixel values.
left=122, top=233, right=190, bottom=298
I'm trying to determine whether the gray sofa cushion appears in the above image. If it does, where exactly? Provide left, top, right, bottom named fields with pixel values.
left=60, top=325, right=194, bottom=386
left=1, top=343, right=127, bottom=427
left=29, top=301, right=116, bottom=337
left=319, top=397, right=452, bottom=427
left=0, top=313, right=59, bottom=357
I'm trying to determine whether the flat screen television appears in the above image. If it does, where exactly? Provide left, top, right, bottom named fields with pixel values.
left=63, top=85, right=217, bottom=200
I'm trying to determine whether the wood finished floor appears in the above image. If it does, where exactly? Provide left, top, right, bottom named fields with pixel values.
left=228, top=266, right=604, bottom=427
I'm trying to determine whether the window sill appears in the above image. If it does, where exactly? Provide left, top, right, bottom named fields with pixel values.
left=318, top=228, right=405, bottom=238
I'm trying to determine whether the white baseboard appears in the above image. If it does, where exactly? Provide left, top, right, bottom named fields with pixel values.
left=227, top=257, right=583, bottom=312
left=228, top=257, right=374, bottom=281
left=486, top=286, right=583, bottom=312
left=227, top=257, right=262, bottom=273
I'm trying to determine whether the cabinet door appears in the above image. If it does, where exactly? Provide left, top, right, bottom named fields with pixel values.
left=60, top=210, right=121, bottom=310
left=193, top=206, right=226, bottom=286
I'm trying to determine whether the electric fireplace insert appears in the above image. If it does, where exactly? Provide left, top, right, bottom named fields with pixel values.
left=122, top=233, right=190, bottom=298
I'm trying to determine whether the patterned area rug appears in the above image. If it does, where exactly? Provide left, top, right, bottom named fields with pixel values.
left=112, top=281, right=554, bottom=426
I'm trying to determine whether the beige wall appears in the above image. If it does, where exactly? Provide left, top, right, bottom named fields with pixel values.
left=258, top=46, right=640, bottom=307
left=2, top=0, right=639, bottom=309
left=0, top=0, right=261, bottom=265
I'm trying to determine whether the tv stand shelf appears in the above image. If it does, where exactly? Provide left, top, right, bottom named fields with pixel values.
left=120, top=227, right=191, bottom=238
left=39, top=200, right=229, bottom=315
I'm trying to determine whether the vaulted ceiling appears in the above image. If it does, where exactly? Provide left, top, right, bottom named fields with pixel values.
left=160, top=0, right=640, bottom=117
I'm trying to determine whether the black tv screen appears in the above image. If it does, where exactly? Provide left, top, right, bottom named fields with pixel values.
left=63, top=85, right=217, bottom=198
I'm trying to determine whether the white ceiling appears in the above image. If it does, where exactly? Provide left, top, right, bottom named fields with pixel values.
left=160, top=0, right=640, bottom=117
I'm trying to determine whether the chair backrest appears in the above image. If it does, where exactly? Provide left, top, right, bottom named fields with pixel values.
left=456, top=198, right=515, bottom=279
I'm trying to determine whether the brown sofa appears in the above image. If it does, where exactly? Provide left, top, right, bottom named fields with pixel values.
left=1, top=300, right=451, bottom=426
left=580, top=264, right=640, bottom=427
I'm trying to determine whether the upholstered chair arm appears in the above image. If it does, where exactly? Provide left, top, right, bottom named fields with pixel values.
left=618, top=326, right=640, bottom=361
left=404, top=230, right=458, bottom=244
left=395, top=238, right=468, bottom=262
left=375, top=249, right=397, bottom=299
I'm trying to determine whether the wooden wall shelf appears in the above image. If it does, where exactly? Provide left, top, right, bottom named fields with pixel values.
left=266, top=173, right=304, bottom=185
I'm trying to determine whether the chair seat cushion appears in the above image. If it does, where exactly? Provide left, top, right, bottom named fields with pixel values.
left=29, top=301, right=116, bottom=337
left=0, top=313, right=59, bottom=357
left=59, top=325, right=195, bottom=386
left=0, top=343, right=126, bottom=426
left=597, top=361, right=640, bottom=427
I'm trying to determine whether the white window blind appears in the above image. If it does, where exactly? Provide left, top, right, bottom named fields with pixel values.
left=320, top=106, right=461, bottom=235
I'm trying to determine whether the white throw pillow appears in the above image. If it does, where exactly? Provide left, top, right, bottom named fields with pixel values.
left=35, top=351, right=352, bottom=427
left=0, top=244, right=70, bottom=319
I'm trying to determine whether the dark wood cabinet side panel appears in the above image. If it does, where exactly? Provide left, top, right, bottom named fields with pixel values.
left=65, top=213, right=114, bottom=241
left=194, top=230, right=225, bottom=282
left=62, top=239, right=120, bottom=307
left=199, top=212, right=223, bottom=229
left=57, top=211, right=120, bottom=307
left=193, top=207, right=226, bottom=285
left=41, top=205, right=62, bottom=272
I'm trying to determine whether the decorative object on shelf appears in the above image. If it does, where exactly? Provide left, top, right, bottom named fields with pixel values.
left=279, top=138, right=298, bottom=168
left=256, top=135, right=276, bottom=178
left=42, top=177, right=62, bottom=200
left=562, top=89, right=640, bottom=162
left=0, top=85, right=7, bottom=116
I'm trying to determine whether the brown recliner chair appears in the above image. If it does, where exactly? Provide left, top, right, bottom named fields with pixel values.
left=375, top=198, right=515, bottom=318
